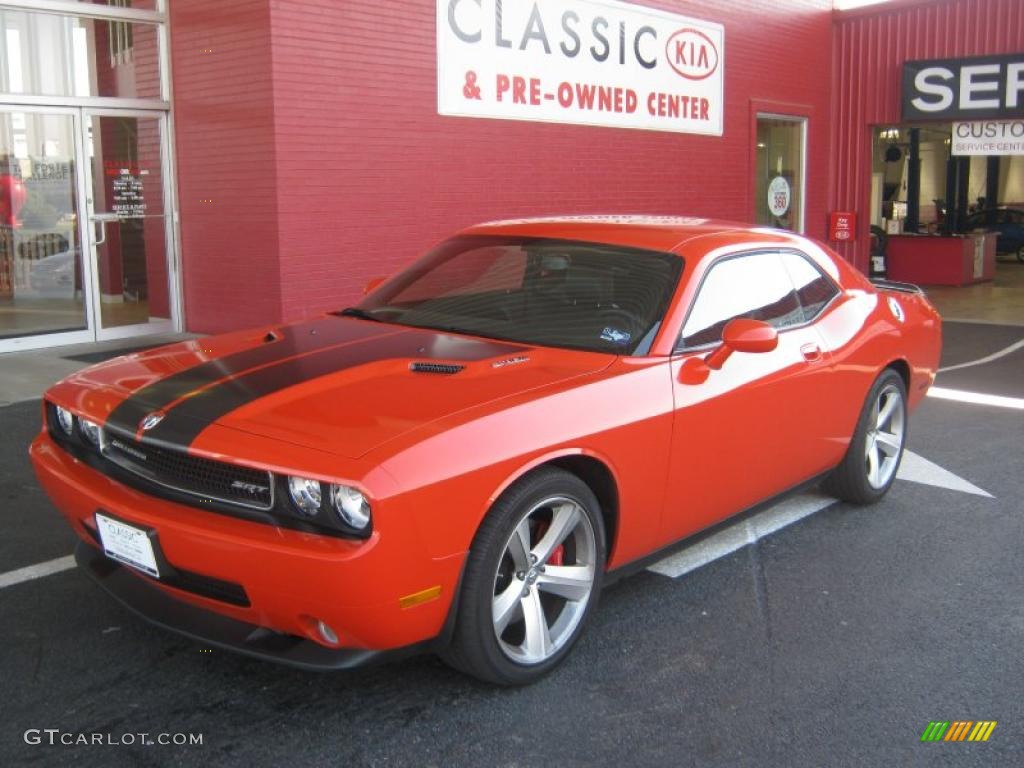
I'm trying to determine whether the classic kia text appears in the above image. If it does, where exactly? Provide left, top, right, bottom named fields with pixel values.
left=30, top=217, right=941, bottom=685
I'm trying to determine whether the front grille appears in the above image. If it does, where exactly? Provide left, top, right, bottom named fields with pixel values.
left=102, top=430, right=274, bottom=511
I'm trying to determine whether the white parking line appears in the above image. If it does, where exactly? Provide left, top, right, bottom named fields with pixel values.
left=897, top=450, right=993, bottom=497
left=927, top=386, right=1024, bottom=410
left=648, top=449, right=995, bottom=579
left=0, top=555, right=76, bottom=590
left=649, top=493, right=836, bottom=578
left=938, top=338, right=1024, bottom=373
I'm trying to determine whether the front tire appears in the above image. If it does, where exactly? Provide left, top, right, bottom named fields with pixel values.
left=823, top=369, right=907, bottom=505
left=443, top=467, right=606, bottom=685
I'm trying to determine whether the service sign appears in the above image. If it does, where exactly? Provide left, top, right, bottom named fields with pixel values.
left=902, top=53, right=1024, bottom=121
left=951, top=120, right=1024, bottom=156
left=437, top=0, right=724, bottom=135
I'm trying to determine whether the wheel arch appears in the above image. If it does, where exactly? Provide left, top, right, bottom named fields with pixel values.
left=487, top=450, right=621, bottom=566
left=884, top=358, right=911, bottom=392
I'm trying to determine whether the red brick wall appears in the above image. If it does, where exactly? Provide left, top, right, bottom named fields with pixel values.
left=169, top=0, right=282, bottom=332
left=172, top=0, right=834, bottom=331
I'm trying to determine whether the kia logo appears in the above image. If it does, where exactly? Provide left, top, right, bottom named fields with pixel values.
left=140, top=412, right=164, bottom=431
left=666, top=28, right=719, bottom=80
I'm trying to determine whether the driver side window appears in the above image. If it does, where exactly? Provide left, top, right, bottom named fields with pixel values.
left=680, top=251, right=803, bottom=349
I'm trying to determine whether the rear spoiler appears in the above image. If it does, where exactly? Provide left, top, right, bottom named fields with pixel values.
left=870, top=278, right=924, bottom=295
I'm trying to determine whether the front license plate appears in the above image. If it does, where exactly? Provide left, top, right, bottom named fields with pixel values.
left=95, top=513, right=160, bottom=578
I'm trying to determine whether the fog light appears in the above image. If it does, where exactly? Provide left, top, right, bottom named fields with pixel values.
left=330, top=484, right=371, bottom=531
left=55, top=406, right=74, bottom=436
left=80, top=418, right=101, bottom=447
left=316, top=620, right=338, bottom=645
left=287, top=476, right=322, bottom=516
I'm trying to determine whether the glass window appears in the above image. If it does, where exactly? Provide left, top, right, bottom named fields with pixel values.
left=0, top=110, right=87, bottom=339
left=780, top=252, right=839, bottom=322
left=389, top=244, right=525, bottom=304
left=88, top=114, right=170, bottom=328
left=356, top=236, right=683, bottom=355
left=680, top=252, right=803, bottom=348
left=0, top=10, right=161, bottom=100
left=756, top=116, right=805, bottom=233
left=81, top=1, right=160, bottom=10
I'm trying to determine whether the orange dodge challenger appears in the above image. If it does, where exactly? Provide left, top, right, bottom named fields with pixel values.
left=31, top=217, right=942, bottom=685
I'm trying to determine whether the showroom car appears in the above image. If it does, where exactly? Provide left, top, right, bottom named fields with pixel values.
left=962, top=207, right=1024, bottom=262
left=30, top=216, right=942, bottom=685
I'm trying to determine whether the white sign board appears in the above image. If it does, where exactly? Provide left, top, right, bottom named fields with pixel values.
left=437, top=0, right=724, bottom=136
left=767, top=176, right=791, bottom=217
left=951, top=120, right=1024, bottom=156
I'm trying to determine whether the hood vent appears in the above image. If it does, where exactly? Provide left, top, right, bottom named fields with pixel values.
left=409, top=362, right=465, bottom=375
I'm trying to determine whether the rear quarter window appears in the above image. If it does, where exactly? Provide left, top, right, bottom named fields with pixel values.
left=780, top=251, right=840, bottom=322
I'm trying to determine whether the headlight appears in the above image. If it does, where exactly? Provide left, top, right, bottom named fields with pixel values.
left=55, top=406, right=74, bottom=436
left=330, top=484, right=371, bottom=531
left=287, top=476, right=322, bottom=516
left=79, top=418, right=102, bottom=447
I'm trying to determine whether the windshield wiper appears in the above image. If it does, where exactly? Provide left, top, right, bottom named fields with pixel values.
left=336, top=307, right=383, bottom=322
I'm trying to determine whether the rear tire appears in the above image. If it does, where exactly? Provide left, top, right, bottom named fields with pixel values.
left=443, top=467, right=606, bottom=686
left=823, top=369, right=907, bottom=505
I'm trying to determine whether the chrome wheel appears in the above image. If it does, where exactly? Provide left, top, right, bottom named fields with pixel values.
left=864, top=383, right=906, bottom=489
left=491, top=496, right=597, bottom=665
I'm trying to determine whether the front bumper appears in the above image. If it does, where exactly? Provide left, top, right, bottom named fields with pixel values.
left=74, top=541, right=424, bottom=670
left=31, top=431, right=464, bottom=659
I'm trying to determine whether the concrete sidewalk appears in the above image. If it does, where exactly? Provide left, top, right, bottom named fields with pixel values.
left=0, top=333, right=195, bottom=406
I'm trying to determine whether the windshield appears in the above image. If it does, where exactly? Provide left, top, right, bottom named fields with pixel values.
left=351, top=236, right=683, bottom=355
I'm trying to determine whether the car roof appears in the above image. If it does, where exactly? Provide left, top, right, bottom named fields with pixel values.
left=459, top=215, right=809, bottom=256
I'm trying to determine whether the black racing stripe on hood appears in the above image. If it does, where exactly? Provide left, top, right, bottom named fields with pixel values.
left=136, top=328, right=525, bottom=448
left=106, top=317, right=389, bottom=436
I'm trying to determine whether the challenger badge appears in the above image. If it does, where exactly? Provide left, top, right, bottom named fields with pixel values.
left=140, top=412, right=165, bottom=431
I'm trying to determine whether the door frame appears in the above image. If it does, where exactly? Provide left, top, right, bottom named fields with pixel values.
left=0, top=103, right=181, bottom=353
left=748, top=99, right=813, bottom=236
left=82, top=106, right=181, bottom=343
left=0, top=0, right=179, bottom=353
left=0, top=104, right=95, bottom=353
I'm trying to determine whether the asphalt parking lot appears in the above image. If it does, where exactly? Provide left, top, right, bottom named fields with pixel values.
left=2, top=321, right=1022, bottom=768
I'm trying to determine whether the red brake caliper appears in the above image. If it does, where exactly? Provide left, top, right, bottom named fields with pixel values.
left=535, top=520, right=565, bottom=566
left=549, top=544, right=564, bottom=566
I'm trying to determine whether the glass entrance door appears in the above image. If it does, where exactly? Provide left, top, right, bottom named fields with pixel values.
left=0, top=107, right=175, bottom=352
left=85, top=110, right=173, bottom=338
left=0, top=107, right=91, bottom=347
left=0, top=0, right=175, bottom=353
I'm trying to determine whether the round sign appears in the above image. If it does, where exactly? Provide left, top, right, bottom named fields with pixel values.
left=767, top=176, right=791, bottom=218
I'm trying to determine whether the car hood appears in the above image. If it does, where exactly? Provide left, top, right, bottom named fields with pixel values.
left=73, top=316, right=613, bottom=458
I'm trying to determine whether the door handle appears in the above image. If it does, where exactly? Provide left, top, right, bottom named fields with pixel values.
left=91, top=214, right=119, bottom=246
left=800, top=343, right=822, bottom=362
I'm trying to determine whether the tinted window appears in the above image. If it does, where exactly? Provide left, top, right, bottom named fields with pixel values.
left=780, top=252, right=839, bottom=322
left=389, top=246, right=524, bottom=303
left=680, top=252, right=803, bottom=348
left=356, top=236, right=683, bottom=355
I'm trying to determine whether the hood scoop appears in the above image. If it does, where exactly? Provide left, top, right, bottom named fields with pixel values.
left=409, top=361, right=465, bottom=375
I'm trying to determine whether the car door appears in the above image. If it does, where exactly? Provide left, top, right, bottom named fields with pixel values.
left=660, top=249, right=840, bottom=544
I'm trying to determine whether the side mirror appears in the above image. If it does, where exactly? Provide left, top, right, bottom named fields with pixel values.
left=678, top=318, right=779, bottom=385
left=362, top=275, right=387, bottom=295
left=705, top=318, right=778, bottom=370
